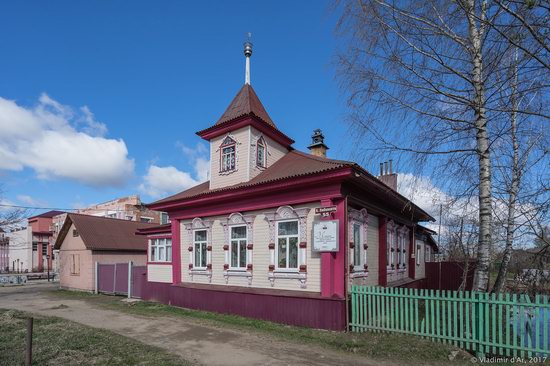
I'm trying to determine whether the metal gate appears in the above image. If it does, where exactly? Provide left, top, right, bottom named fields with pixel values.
left=95, top=262, right=146, bottom=298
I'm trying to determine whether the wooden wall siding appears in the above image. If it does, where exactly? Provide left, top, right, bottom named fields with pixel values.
left=141, top=281, right=347, bottom=330
left=147, top=264, right=172, bottom=283
left=180, top=202, right=322, bottom=292
left=349, top=214, right=379, bottom=287
left=209, top=126, right=250, bottom=190
left=248, top=128, right=288, bottom=180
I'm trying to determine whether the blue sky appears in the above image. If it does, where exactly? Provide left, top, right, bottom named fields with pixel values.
left=0, top=1, right=362, bottom=212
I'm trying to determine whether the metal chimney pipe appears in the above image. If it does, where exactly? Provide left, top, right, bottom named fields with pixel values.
left=384, top=161, right=388, bottom=175
left=380, top=163, right=384, bottom=176
left=389, top=159, right=393, bottom=174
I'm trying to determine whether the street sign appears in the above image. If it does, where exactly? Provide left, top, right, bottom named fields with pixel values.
left=315, top=206, right=337, bottom=218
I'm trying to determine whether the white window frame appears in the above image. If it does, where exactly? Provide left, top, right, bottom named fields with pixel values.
left=397, top=232, right=404, bottom=269
left=229, top=225, right=248, bottom=270
left=256, top=137, right=266, bottom=168
left=387, top=222, right=396, bottom=272
left=426, top=246, right=431, bottom=262
left=149, top=238, right=172, bottom=262
left=221, top=145, right=236, bottom=172
left=193, top=229, right=208, bottom=269
left=275, top=219, right=300, bottom=272
left=352, top=223, right=362, bottom=270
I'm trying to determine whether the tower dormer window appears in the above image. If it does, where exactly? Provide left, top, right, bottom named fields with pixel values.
left=256, top=137, right=266, bottom=168
left=220, top=136, right=236, bottom=172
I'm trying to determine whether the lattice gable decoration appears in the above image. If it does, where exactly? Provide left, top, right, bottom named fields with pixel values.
left=184, top=217, right=213, bottom=282
left=221, top=212, right=255, bottom=285
left=221, top=135, right=236, bottom=146
left=264, top=205, right=310, bottom=288
left=348, top=208, right=369, bottom=278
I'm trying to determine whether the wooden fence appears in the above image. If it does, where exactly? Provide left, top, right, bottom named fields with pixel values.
left=350, top=286, right=550, bottom=358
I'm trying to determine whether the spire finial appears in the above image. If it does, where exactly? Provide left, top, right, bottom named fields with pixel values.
left=244, top=32, right=252, bottom=85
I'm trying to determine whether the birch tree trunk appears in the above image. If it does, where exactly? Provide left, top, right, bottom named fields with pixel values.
left=466, top=0, right=492, bottom=292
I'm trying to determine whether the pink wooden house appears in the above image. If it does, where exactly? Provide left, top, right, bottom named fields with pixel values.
left=139, top=43, right=437, bottom=330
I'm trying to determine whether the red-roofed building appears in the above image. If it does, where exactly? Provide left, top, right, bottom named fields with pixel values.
left=54, top=214, right=157, bottom=291
left=138, top=43, right=437, bottom=330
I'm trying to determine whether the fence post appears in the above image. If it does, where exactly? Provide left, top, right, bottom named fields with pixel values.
left=127, top=261, right=132, bottom=299
left=476, top=292, right=485, bottom=359
left=25, top=317, right=33, bottom=366
left=94, top=262, right=98, bottom=294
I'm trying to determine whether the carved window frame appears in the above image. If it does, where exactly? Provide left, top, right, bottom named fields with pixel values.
left=348, top=208, right=369, bottom=278
left=397, top=225, right=410, bottom=272
left=264, top=205, right=310, bottom=288
left=387, top=220, right=396, bottom=273
left=219, top=135, right=237, bottom=174
left=184, top=217, right=213, bottom=282
left=221, top=213, right=254, bottom=285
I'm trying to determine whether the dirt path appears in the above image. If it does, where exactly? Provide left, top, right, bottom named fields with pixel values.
left=0, top=283, right=388, bottom=366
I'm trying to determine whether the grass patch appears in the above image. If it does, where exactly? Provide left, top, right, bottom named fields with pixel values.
left=0, top=309, right=189, bottom=366
left=50, top=289, right=472, bottom=364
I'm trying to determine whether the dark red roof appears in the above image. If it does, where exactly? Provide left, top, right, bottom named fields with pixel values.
left=54, top=214, right=158, bottom=251
left=28, top=210, right=65, bottom=220
left=148, top=150, right=434, bottom=222
left=150, top=150, right=352, bottom=205
left=136, top=223, right=172, bottom=235
left=215, top=84, right=275, bottom=127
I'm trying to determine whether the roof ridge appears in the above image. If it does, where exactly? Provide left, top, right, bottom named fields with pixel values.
left=289, top=150, right=355, bottom=165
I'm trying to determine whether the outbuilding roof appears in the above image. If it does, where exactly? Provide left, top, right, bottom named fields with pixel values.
left=54, top=213, right=158, bottom=251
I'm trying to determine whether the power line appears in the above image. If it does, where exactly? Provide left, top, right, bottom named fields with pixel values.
left=0, top=203, right=156, bottom=213
left=0, top=203, right=78, bottom=211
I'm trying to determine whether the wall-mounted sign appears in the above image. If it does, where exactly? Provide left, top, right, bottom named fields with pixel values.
left=315, top=206, right=337, bottom=218
left=312, top=220, right=339, bottom=252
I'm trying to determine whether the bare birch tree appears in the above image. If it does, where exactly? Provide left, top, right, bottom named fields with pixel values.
left=335, top=0, right=549, bottom=291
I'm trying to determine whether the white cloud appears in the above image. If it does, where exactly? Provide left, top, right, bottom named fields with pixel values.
left=139, top=166, right=201, bottom=198
left=16, top=195, right=47, bottom=207
left=140, top=143, right=210, bottom=199
left=0, top=94, right=134, bottom=186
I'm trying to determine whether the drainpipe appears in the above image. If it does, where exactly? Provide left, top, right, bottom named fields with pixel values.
left=344, top=196, right=350, bottom=331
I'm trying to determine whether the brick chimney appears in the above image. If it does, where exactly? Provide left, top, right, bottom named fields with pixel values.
left=307, top=129, right=329, bottom=158
left=378, top=159, right=397, bottom=191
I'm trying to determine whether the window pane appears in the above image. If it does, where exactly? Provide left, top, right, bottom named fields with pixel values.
left=239, top=240, right=247, bottom=268
left=231, top=226, right=247, bottom=239
left=167, top=244, right=172, bottom=262
left=201, top=243, right=207, bottom=267
left=159, top=247, right=165, bottom=261
left=151, top=245, right=156, bottom=262
left=354, top=224, right=361, bottom=265
left=231, top=241, right=238, bottom=267
left=278, top=238, right=287, bottom=268
left=194, top=230, right=206, bottom=242
left=194, top=243, right=200, bottom=266
left=278, top=221, right=298, bottom=235
left=289, top=237, right=298, bottom=268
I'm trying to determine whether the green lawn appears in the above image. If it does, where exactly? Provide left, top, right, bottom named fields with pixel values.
left=0, top=309, right=188, bottom=366
left=50, top=289, right=473, bottom=364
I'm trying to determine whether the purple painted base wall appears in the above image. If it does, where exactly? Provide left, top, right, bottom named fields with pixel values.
left=141, top=281, right=347, bottom=331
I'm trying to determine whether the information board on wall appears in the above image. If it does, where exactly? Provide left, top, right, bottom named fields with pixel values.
left=312, top=220, right=339, bottom=252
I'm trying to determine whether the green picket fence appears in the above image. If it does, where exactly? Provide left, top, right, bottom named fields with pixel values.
left=350, top=285, right=550, bottom=358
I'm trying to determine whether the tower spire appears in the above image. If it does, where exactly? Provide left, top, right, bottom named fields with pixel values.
left=244, top=32, right=252, bottom=85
